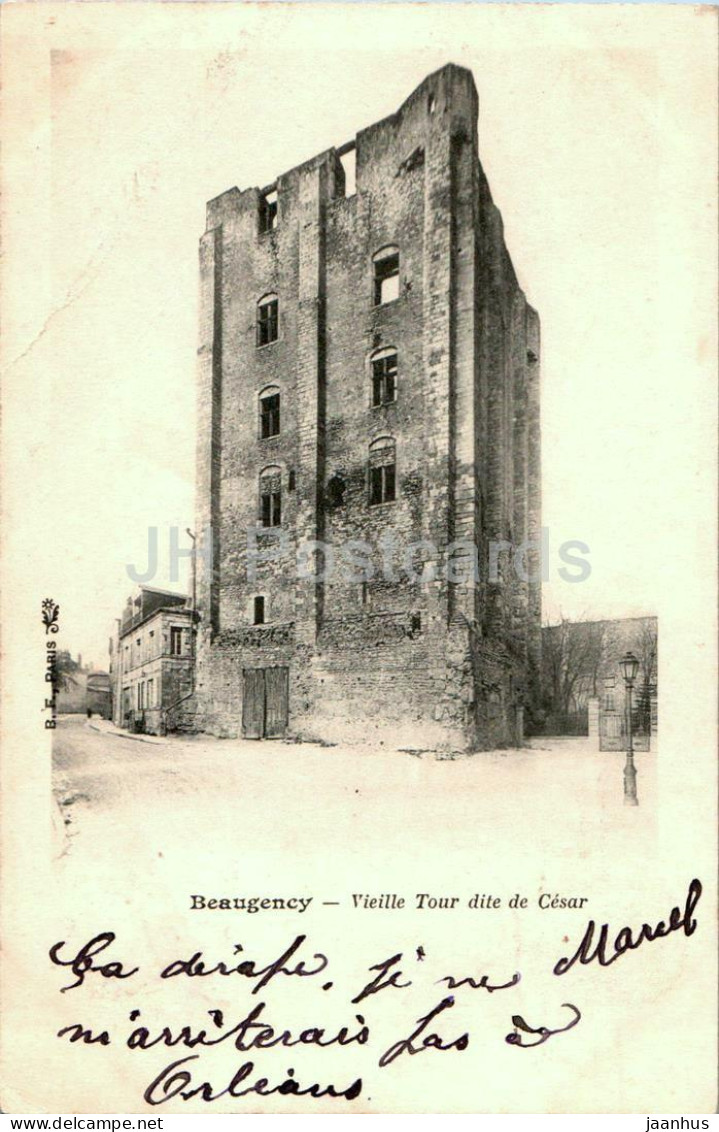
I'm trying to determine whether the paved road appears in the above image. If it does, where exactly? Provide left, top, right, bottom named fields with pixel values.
left=52, top=714, right=337, bottom=854
left=52, top=715, right=657, bottom=872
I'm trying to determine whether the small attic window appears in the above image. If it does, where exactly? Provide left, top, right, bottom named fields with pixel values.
left=260, top=189, right=278, bottom=233
left=339, top=148, right=356, bottom=197
left=428, top=94, right=436, bottom=114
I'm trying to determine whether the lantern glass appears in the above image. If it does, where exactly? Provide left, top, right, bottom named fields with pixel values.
left=620, top=651, right=640, bottom=684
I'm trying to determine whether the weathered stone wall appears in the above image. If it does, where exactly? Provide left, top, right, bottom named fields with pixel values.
left=194, top=63, right=541, bottom=750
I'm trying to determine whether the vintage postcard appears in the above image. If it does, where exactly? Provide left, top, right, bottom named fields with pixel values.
left=1, top=1, right=717, bottom=1116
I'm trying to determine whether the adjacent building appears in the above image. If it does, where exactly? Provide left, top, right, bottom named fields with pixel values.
left=110, top=586, right=197, bottom=735
left=57, top=665, right=112, bottom=718
left=85, top=671, right=112, bottom=718
left=540, top=615, right=658, bottom=742
left=193, top=64, right=542, bottom=750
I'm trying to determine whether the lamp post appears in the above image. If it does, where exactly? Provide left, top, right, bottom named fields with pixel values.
left=620, top=651, right=640, bottom=806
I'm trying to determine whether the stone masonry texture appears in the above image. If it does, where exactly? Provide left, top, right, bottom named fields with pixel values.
left=193, top=64, right=542, bottom=750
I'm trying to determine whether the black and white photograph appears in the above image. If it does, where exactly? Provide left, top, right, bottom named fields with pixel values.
left=1, top=2, right=716, bottom=1117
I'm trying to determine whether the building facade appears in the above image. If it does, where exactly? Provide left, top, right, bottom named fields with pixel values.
left=541, top=615, right=658, bottom=741
left=111, top=587, right=197, bottom=735
left=194, top=64, right=541, bottom=750
left=57, top=667, right=112, bottom=718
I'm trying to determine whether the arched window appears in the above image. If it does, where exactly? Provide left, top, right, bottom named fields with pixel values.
left=259, top=465, right=282, bottom=527
left=373, top=246, right=400, bottom=306
left=259, top=385, right=281, bottom=439
left=370, top=347, right=398, bottom=406
left=257, top=293, right=279, bottom=346
left=368, top=437, right=396, bottom=505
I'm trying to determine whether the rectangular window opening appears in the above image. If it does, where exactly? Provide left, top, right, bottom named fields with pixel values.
left=170, top=627, right=183, bottom=656
left=369, top=463, right=396, bottom=506
left=339, top=148, right=356, bottom=197
left=253, top=596, right=265, bottom=626
left=374, top=253, right=400, bottom=306
left=260, top=392, right=281, bottom=438
left=372, top=354, right=398, bottom=406
left=260, top=190, right=278, bottom=233
left=257, top=299, right=279, bottom=347
left=261, top=490, right=282, bottom=528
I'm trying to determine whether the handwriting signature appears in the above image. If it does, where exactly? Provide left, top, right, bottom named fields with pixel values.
left=554, top=879, right=701, bottom=975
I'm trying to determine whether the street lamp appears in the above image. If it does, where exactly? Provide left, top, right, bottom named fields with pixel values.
left=620, top=651, right=640, bottom=806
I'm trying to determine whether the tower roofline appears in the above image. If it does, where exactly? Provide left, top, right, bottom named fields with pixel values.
left=204, top=62, right=478, bottom=228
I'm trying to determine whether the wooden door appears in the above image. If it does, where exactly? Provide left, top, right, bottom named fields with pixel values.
left=265, top=667, right=289, bottom=738
left=242, top=668, right=265, bottom=738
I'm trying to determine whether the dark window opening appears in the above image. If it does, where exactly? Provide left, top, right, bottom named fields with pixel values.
left=260, top=391, right=280, bottom=438
left=368, top=438, right=396, bottom=506
left=257, top=296, right=279, bottom=346
left=369, top=463, right=396, bottom=505
left=260, top=469, right=282, bottom=527
left=373, top=249, right=400, bottom=306
left=253, top=596, right=265, bottom=625
left=261, top=490, right=282, bottom=527
left=260, top=190, right=278, bottom=233
left=372, top=351, right=397, bottom=406
left=327, top=473, right=346, bottom=509
left=170, top=627, right=183, bottom=656
left=288, top=469, right=296, bottom=491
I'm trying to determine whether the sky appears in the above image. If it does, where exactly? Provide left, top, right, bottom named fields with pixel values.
left=3, top=3, right=716, bottom=670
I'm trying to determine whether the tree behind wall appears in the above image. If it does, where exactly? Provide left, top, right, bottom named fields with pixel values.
left=540, top=618, right=607, bottom=735
left=55, top=649, right=82, bottom=691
